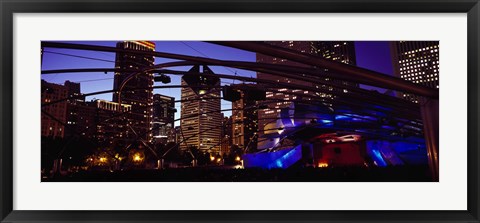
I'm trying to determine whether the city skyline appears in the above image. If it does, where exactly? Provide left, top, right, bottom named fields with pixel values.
left=40, top=40, right=438, bottom=182
left=41, top=41, right=394, bottom=126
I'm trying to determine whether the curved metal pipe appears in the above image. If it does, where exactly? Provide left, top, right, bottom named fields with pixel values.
left=42, top=66, right=419, bottom=112
left=208, top=41, right=439, bottom=98
left=42, top=41, right=438, bottom=98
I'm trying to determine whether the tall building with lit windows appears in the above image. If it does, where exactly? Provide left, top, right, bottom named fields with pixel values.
left=390, top=41, right=439, bottom=103
left=92, top=99, right=132, bottom=146
left=180, top=65, right=222, bottom=153
left=112, top=41, right=156, bottom=142
left=220, top=115, right=233, bottom=155
left=256, top=41, right=357, bottom=143
left=152, top=94, right=175, bottom=144
left=310, top=41, right=358, bottom=96
left=311, top=41, right=356, bottom=65
left=231, top=85, right=259, bottom=152
left=64, top=80, right=94, bottom=139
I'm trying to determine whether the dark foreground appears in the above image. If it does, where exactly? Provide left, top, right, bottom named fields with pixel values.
left=43, top=165, right=434, bottom=182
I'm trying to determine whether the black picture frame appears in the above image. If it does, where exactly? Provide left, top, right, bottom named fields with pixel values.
left=1, top=0, right=479, bottom=222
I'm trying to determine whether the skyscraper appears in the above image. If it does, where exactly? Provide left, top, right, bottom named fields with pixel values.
left=390, top=41, right=439, bottom=102
left=152, top=94, right=175, bottom=144
left=231, top=85, right=259, bottom=152
left=112, top=41, right=156, bottom=142
left=256, top=41, right=357, bottom=143
left=311, top=41, right=356, bottom=65
left=310, top=41, right=358, bottom=98
left=220, top=115, right=232, bottom=155
left=180, top=65, right=222, bottom=153
left=64, top=81, right=92, bottom=139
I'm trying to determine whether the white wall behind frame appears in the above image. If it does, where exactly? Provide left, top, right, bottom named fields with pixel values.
left=14, top=13, right=467, bottom=210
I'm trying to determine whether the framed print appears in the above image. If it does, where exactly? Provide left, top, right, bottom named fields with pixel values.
left=1, top=0, right=479, bottom=222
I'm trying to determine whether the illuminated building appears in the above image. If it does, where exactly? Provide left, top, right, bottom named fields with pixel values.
left=65, top=102, right=96, bottom=139
left=92, top=99, right=132, bottom=146
left=231, top=85, right=259, bottom=152
left=256, top=41, right=357, bottom=144
left=220, top=116, right=232, bottom=155
left=311, top=41, right=356, bottom=65
left=112, top=41, right=156, bottom=142
left=41, top=80, right=68, bottom=138
left=180, top=65, right=222, bottom=153
left=61, top=80, right=132, bottom=144
left=152, top=94, right=175, bottom=144
left=310, top=41, right=358, bottom=96
left=64, top=81, right=85, bottom=103
left=174, top=126, right=181, bottom=144
left=390, top=41, right=439, bottom=102
left=64, top=81, right=93, bottom=138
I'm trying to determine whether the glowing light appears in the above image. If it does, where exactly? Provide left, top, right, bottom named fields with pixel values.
left=371, top=150, right=388, bottom=167
left=275, top=160, right=283, bottom=168
left=210, top=156, right=215, bottom=161
left=338, top=134, right=361, bottom=142
left=325, top=139, right=336, bottom=143
left=99, top=157, right=107, bottom=163
left=242, top=145, right=302, bottom=169
left=318, top=162, right=329, bottom=168
left=235, top=156, right=241, bottom=162
left=320, top=119, right=333, bottom=124
left=133, top=154, right=142, bottom=162
left=233, top=165, right=244, bottom=169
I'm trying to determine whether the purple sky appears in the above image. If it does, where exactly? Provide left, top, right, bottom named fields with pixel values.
left=355, top=41, right=394, bottom=93
left=41, top=41, right=394, bottom=124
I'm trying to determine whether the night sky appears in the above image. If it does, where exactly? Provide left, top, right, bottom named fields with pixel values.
left=41, top=41, right=394, bottom=125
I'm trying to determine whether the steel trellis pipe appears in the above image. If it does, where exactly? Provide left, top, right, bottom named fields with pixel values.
left=42, top=67, right=421, bottom=116
left=208, top=41, right=439, bottom=99
left=42, top=41, right=438, bottom=98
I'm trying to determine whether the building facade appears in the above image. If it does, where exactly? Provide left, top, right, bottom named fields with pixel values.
left=92, top=99, right=132, bottom=146
left=311, top=41, right=356, bottom=65
left=64, top=81, right=91, bottom=139
left=65, top=101, right=97, bottom=139
left=112, top=41, right=156, bottom=142
left=152, top=94, right=175, bottom=144
left=390, top=41, right=440, bottom=102
left=61, top=80, right=132, bottom=146
left=256, top=41, right=357, bottom=147
left=310, top=41, right=358, bottom=97
left=220, top=116, right=232, bottom=155
left=231, top=85, right=259, bottom=152
left=41, top=80, right=68, bottom=138
left=180, top=65, right=222, bottom=153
